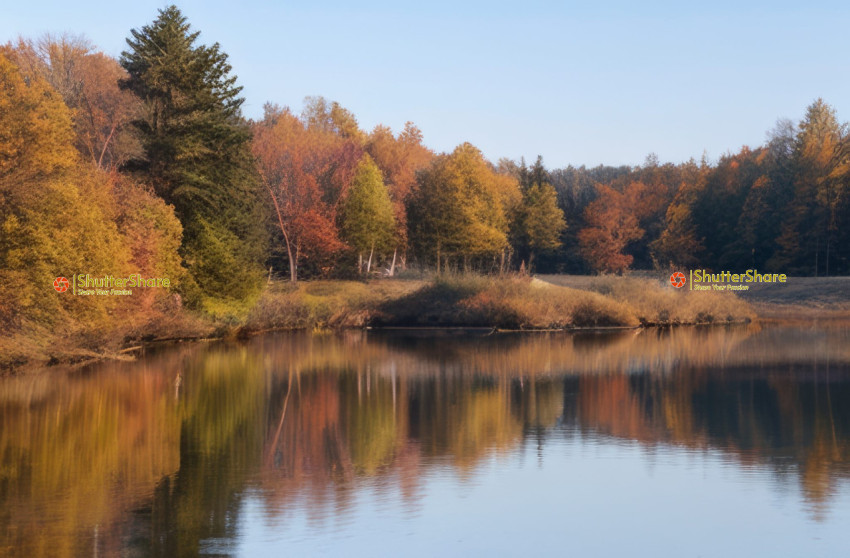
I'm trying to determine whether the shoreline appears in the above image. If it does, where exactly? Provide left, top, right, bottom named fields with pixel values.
left=5, top=274, right=848, bottom=374
left=3, top=321, right=751, bottom=376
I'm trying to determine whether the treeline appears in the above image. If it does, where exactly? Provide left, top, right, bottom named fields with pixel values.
left=545, top=107, right=850, bottom=276
left=2, top=5, right=849, bottom=333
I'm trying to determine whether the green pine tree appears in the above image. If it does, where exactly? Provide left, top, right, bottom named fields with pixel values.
left=120, top=5, right=266, bottom=309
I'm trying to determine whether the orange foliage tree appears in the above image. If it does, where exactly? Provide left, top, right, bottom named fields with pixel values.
left=578, top=184, right=644, bottom=273
left=252, top=106, right=345, bottom=282
left=3, top=35, right=141, bottom=170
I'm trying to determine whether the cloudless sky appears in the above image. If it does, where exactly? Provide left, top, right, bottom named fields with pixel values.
left=3, top=1, right=850, bottom=168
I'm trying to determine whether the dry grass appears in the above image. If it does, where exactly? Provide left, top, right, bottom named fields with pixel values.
left=243, top=279, right=424, bottom=332
left=537, top=274, right=756, bottom=325
left=736, top=276, right=850, bottom=323
left=0, top=326, right=61, bottom=370
left=0, top=309, right=215, bottom=371
left=240, top=273, right=644, bottom=332
left=374, top=274, right=639, bottom=329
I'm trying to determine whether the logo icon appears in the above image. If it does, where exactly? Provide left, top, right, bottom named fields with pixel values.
left=53, top=277, right=70, bottom=293
left=670, top=271, right=686, bottom=289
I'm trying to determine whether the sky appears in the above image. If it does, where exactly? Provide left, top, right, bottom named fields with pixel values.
left=3, top=1, right=850, bottom=168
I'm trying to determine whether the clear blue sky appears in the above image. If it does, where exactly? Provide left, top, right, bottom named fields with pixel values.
left=3, top=1, right=849, bottom=168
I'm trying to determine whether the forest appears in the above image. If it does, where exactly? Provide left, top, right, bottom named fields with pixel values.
left=2, top=6, right=849, bottom=359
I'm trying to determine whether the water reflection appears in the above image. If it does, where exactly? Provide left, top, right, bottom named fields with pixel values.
left=1, top=325, right=850, bottom=556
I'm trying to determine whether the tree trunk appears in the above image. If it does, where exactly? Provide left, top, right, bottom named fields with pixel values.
left=261, top=177, right=296, bottom=283
left=367, top=242, right=374, bottom=274
left=97, top=124, right=118, bottom=169
left=826, top=229, right=831, bottom=277
left=436, top=243, right=441, bottom=274
left=389, top=247, right=397, bottom=276
left=287, top=240, right=297, bottom=283
left=358, top=252, right=363, bottom=275
left=528, top=251, right=535, bottom=274
left=815, top=236, right=819, bottom=278
left=500, top=249, right=505, bottom=274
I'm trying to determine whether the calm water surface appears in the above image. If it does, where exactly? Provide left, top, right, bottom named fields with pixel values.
left=2, top=325, right=850, bottom=557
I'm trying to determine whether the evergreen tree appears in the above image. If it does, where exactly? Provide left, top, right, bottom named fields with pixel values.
left=773, top=99, right=843, bottom=275
left=525, top=156, right=550, bottom=190
left=513, top=182, right=566, bottom=271
left=120, top=5, right=265, bottom=306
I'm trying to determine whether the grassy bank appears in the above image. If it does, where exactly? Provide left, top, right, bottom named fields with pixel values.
left=372, top=274, right=639, bottom=328
left=536, top=275, right=757, bottom=326
left=1, top=273, right=758, bottom=370
left=734, top=276, right=850, bottom=322
left=242, top=279, right=424, bottom=332
left=249, top=273, right=757, bottom=332
left=0, top=303, right=216, bottom=371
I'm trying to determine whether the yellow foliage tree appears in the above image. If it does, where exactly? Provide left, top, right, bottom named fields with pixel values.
left=409, top=143, right=520, bottom=271
left=0, top=54, right=130, bottom=331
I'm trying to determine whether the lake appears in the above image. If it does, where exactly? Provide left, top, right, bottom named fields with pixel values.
left=2, top=324, right=850, bottom=557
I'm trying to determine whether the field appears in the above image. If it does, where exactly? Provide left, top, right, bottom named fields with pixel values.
left=539, top=274, right=850, bottom=322
left=735, top=276, right=850, bottom=321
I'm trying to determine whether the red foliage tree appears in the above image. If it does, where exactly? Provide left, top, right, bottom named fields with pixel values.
left=252, top=107, right=345, bottom=282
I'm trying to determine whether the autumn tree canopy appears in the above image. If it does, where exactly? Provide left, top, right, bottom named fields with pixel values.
left=0, top=53, right=181, bottom=332
left=3, top=35, right=142, bottom=170
left=252, top=106, right=345, bottom=282
left=578, top=185, right=644, bottom=274
left=365, top=121, right=433, bottom=257
left=513, top=181, right=566, bottom=271
left=408, top=143, right=520, bottom=271
left=339, top=154, right=396, bottom=274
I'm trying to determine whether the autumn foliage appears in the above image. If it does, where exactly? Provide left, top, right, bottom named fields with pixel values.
left=578, top=185, right=644, bottom=273
left=252, top=106, right=345, bottom=282
left=3, top=5, right=850, bottom=366
left=0, top=50, right=181, bottom=337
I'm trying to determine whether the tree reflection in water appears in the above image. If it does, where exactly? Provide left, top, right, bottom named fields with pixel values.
left=1, top=325, right=849, bottom=556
